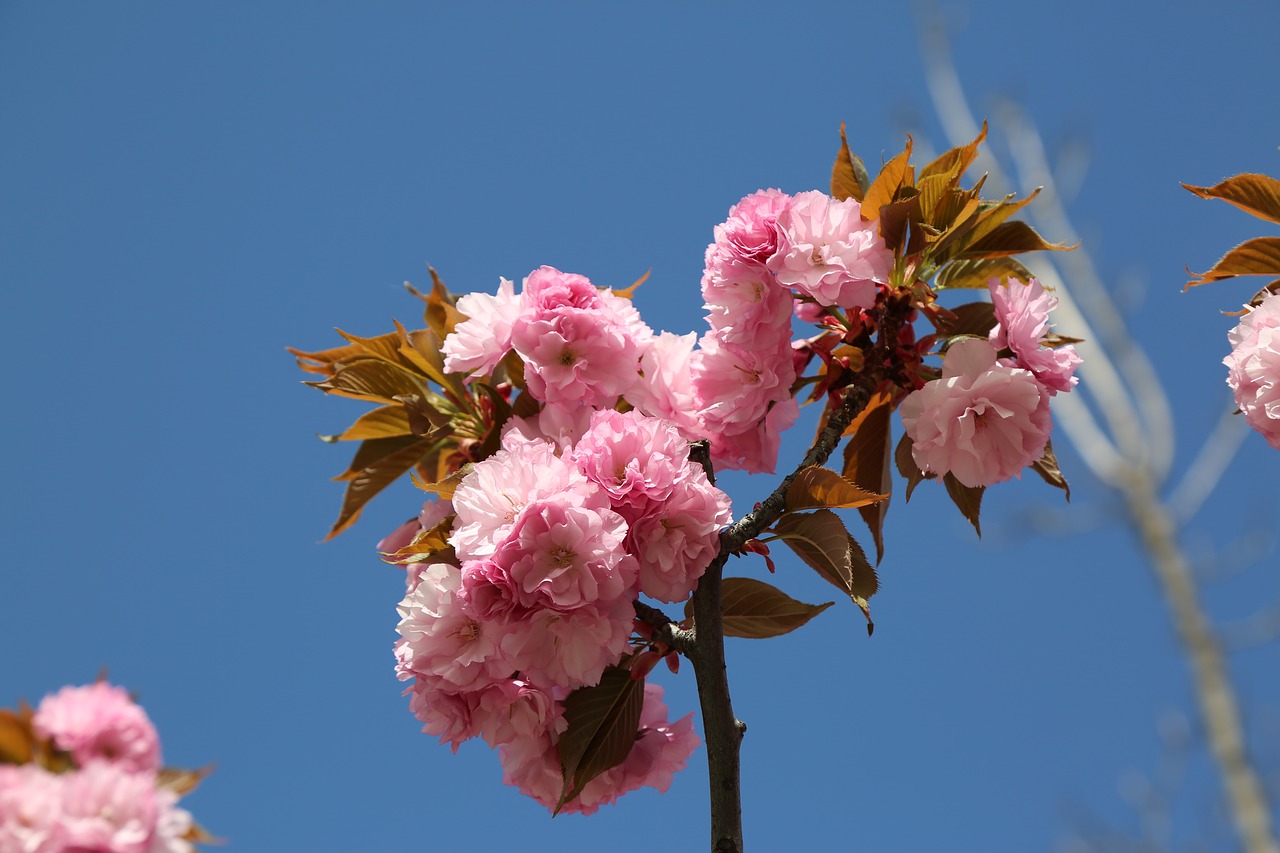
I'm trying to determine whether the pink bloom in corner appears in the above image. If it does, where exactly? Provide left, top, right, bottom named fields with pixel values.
left=59, top=762, right=158, bottom=853
left=988, top=277, right=1081, bottom=394
left=900, top=339, right=1052, bottom=488
left=442, top=277, right=524, bottom=378
left=1225, top=291, right=1280, bottom=449
left=34, top=682, right=161, bottom=774
left=0, top=764, right=65, bottom=853
left=769, top=190, right=892, bottom=310
left=707, top=188, right=791, bottom=269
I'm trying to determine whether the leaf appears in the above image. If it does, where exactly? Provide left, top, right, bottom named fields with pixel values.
left=385, top=514, right=457, bottom=564
left=612, top=269, right=650, bottom=300
left=846, top=534, right=878, bottom=637
left=876, top=195, right=920, bottom=255
left=156, top=766, right=214, bottom=796
left=1185, top=236, right=1280, bottom=288
left=306, top=358, right=427, bottom=405
left=334, top=434, right=424, bottom=481
left=1030, top=439, right=1070, bottom=501
left=841, top=391, right=893, bottom=563
left=894, top=432, right=931, bottom=501
left=717, top=576, right=834, bottom=639
left=933, top=256, right=1033, bottom=290
left=785, top=466, right=886, bottom=512
left=831, top=122, right=869, bottom=202
left=414, top=464, right=470, bottom=501
left=556, top=667, right=644, bottom=813
left=939, top=301, right=998, bottom=338
left=772, top=510, right=855, bottom=594
left=326, top=436, right=437, bottom=539
left=425, top=268, right=465, bottom=341
left=943, top=473, right=984, bottom=537
left=0, top=710, right=35, bottom=764
left=321, top=405, right=413, bottom=442
left=958, top=220, right=1072, bottom=259
left=861, top=136, right=914, bottom=221
left=1183, top=174, right=1280, bottom=225
left=918, top=120, right=987, bottom=183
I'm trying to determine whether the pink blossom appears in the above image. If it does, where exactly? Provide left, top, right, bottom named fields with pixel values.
left=1225, top=291, right=1280, bottom=449
left=512, top=307, right=641, bottom=408
left=503, top=404, right=594, bottom=451
left=34, top=682, right=161, bottom=774
left=396, top=563, right=512, bottom=692
left=522, top=266, right=603, bottom=313
left=499, top=596, right=635, bottom=689
left=629, top=476, right=733, bottom=602
left=571, top=410, right=696, bottom=516
left=900, top=339, right=1052, bottom=488
left=707, top=188, right=791, bottom=269
left=706, top=396, right=800, bottom=475
left=628, top=332, right=702, bottom=439
left=491, top=498, right=638, bottom=611
left=0, top=764, right=65, bottom=853
left=148, top=789, right=197, bottom=853
left=701, top=262, right=794, bottom=345
left=449, top=432, right=598, bottom=561
left=692, top=335, right=795, bottom=433
left=472, top=680, right=566, bottom=749
left=442, top=277, right=523, bottom=378
left=403, top=678, right=480, bottom=752
left=989, top=277, right=1081, bottom=394
left=59, top=762, right=158, bottom=853
left=769, top=190, right=892, bottom=309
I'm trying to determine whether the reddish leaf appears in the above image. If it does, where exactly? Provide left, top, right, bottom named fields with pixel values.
left=716, top=577, right=834, bottom=639
left=933, top=256, right=1033, bottom=290
left=1183, top=174, right=1280, bottom=225
left=831, top=122, right=870, bottom=202
left=939, top=301, right=998, bottom=339
left=786, top=466, right=887, bottom=512
left=326, top=436, right=437, bottom=539
left=1185, top=236, right=1280, bottom=288
left=612, top=269, right=650, bottom=300
left=156, top=765, right=214, bottom=797
left=321, top=405, right=413, bottom=443
left=861, top=137, right=914, bottom=221
left=943, top=473, right=984, bottom=537
left=771, top=509, right=855, bottom=594
left=1030, top=439, right=1070, bottom=501
left=0, top=710, right=35, bottom=765
left=894, top=432, right=932, bottom=501
left=958, top=220, right=1072, bottom=259
left=841, top=391, right=894, bottom=563
left=557, top=667, right=644, bottom=813
left=306, top=359, right=427, bottom=406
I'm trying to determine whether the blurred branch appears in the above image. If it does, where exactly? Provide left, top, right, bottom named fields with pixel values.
left=916, top=6, right=1275, bottom=852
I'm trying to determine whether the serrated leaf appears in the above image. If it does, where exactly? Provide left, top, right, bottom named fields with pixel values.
left=861, top=137, right=914, bottom=221
left=958, top=220, right=1071, bottom=259
left=718, top=576, right=834, bottom=639
left=919, top=120, right=988, bottom=183
left=1183, top=174, right=1280, bottom=225
left=557, top=667, right=644, bottom=813
left=1185, top=236, right=1280, bottom=288
left=894, top=432, right=931, bottom=500
left=324, top=405, right=414, bottom=442
left=933, top=256, right=1033, bottom=290
left=772, top=510, right=854, bottom=593
left=940, top=301, right=998, bottom=338
left=334, top=434, right=423, bottom=482
left=943, top=473, right=984, bottom=537
left=327, top=436, right=437, bottom=539
left=831, top=122, right=869, bottom=202
left=0, top=710, right=35, bottom=764
left=785, top=466, right=886, bottom=512
left=288, top=331, right=407, bottom=378
left=306, top=358, right=427, bottom=405
left=1030, top=439, right=1070, bottom=500
left=841, top=391, right=893, bottom=563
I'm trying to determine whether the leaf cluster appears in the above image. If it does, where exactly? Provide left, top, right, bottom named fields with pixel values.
left=1183, top=173, right=1280, bottom=309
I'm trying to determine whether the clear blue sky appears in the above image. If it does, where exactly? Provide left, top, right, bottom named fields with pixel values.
left=3, top=3, right=1278, bottom=851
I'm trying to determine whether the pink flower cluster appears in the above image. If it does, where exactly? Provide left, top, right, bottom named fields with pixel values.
left=1225, top=291, right=1280, bottom=449
left=0, top=683, right=198, bottom=853
left=901, top=278, right=1081, bottom=488
left=393, top=411, right=728, bottom=812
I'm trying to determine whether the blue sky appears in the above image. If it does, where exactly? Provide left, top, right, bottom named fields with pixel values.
left=3, top=3, right=1279, bottom=851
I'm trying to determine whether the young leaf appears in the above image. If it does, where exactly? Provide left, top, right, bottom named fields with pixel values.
left=958, top=220, right=1071, bottom=259
left=0, top=710, right=35, bottom=765
left=156, top=766, right=214, bottom=797
left=323, top=405, right=414, bottom=442
left=612, top=269, right=650, bottom=300
left=771, top=510, right=854, bottom=594
left=1183, top=174, right=1280, bottom=225
left=831, top=122, right=869, bottom=202
left=288, top=331, right=408, bottom=378
left=942, top=473, right=984, bottom=537
left=1030, top=439, right=1070, bottom=500
left=1185, top=236, right=1280, bottom=288
left=305, top=359, right=427, bottom=405
left=861, top=136, right=914, bottom=222
left=327, top=436, right=437, bottom=539
left=847, top=534, right=878, bottom=636
left=785, top=466, right=886, bottom=512
left=939, top=301, right=998, bottom=339
left=933, top=256, right=1033, bottom=291
left=557, top=667, right=644, bottom=813
left=719, top=576, right=834, bottom=639
left=841, top=391, right=893, bottom=563
left=918, top=120, right=987, bottom=183
left=894, top=432, right=931, bottom=501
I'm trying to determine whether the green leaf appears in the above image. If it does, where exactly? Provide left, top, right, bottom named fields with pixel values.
left=1185, top=236, right=1280, bottom=288
left=1030, top=439, right=1070, bottom=500
left=718, top=576, right=834, bottom=639
left=557, top=667, right=644, bottom=813
left=933, top=256, right=1033, bottom=291
left=1183, top=174, right=1280, bottom=226
left=943, top=473, right=984, bottom=537
left=831, top=122, right=869, bottom=202
left=785, top=466, right=887, bottom=512
left=841, top=391, right=893, bottom=563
